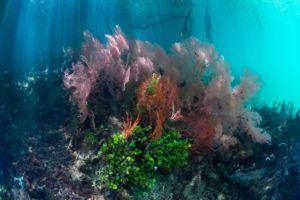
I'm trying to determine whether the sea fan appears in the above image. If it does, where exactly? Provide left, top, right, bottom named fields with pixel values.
left=64, top=62, right=98, bottom=122
left=64, top=26, right=154, bottom=122
left=64, top=26, right=271, bottom=150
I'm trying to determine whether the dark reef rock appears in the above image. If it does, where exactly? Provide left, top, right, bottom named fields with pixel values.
left=1, top=67, right=300, bottom=200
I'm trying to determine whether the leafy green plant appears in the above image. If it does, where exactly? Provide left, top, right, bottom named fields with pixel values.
left=97, top=125, right=191, bottom=193
left=149, top=129, right=191, bottom=169
left=84, top=131, right=98, bottom=146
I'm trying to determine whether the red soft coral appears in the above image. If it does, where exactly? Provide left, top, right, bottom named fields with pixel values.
left=137, top=75, right=178, bottom=139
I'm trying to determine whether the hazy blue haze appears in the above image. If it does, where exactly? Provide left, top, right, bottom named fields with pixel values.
left=0, top=0, right=299, bottom=107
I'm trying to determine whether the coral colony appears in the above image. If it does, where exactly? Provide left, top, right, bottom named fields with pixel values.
left=63, top=26, right=271, bottom=193
left=64, top=26, right=270, bottom=148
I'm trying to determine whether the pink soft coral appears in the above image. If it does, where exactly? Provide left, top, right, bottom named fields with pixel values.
left=64, top=62, right=98, bottom=122
left=64, top=26, right=154, bottom=122
left=159, top=39, right=271, bottom=148
left=64, top=26, right=271, bottom=150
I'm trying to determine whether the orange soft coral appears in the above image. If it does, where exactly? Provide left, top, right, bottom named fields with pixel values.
left=122, top=113, right=142, bottom=138
left=137, top=74, right=178, bottom=139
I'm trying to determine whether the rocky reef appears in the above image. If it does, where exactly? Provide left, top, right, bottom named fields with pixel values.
left=1, top=27, right=300, bottom=200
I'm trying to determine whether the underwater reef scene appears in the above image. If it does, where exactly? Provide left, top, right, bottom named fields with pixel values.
left=1, top=25, right=300, bottom=200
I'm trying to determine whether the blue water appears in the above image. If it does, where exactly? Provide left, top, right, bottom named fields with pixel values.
left=0, top=0, right=299, bottom=105
left=205, top=0, right=300, bottom=108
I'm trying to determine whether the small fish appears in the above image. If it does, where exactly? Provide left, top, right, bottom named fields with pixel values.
left=158, top=68, right=165, bottom=75
left=178, top=80, right=186, bottom=87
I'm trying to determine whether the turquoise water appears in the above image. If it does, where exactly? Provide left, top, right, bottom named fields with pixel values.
left=201, top=0, right=300, bottom=107
left=0, top=0, right=299, bottom=107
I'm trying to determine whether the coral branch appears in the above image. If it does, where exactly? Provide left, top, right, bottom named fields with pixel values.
left=137, top=75, right=178, bottom=139
left=122, top=113, right=142, bottom=138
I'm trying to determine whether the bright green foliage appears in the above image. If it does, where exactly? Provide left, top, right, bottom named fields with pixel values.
left=150, top=130, right=191, bottom=169
left=98, top=126, right=155, bottom=191
left=98, top=125, right=191, bottom=193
